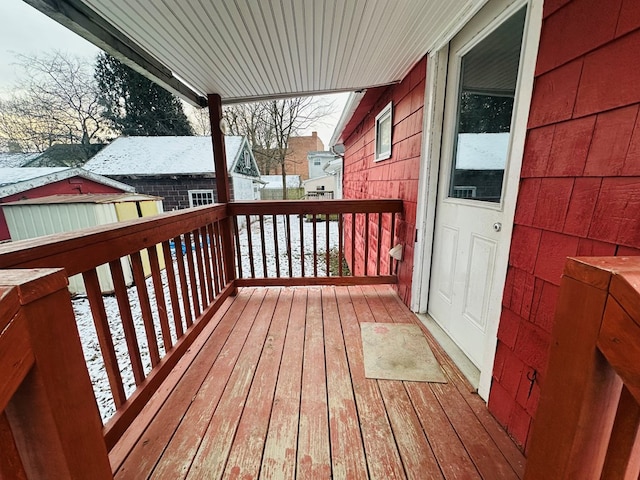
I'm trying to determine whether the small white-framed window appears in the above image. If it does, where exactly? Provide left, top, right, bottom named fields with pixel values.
left=374, top=101, right=393, bottom=161
left=188, top=189, right=215, bottom=207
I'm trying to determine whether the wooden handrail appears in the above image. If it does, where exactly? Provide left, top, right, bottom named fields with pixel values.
left=229, top=198, right=403, bottom=215
left=0, top=204, right=227, bottom=276
left=230, top=199, right=402, bottom=286
left=525, top=257, right=640, bottom=479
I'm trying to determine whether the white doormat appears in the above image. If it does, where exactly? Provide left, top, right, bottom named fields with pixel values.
left=361, top=323, right=447, bottom=383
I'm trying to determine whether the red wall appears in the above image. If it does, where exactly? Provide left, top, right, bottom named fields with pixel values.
left=0, top=177, right=127, bottom=240
left=488, top=0, right=640, bottom=452
left=342, top=58, right=427, bottom=304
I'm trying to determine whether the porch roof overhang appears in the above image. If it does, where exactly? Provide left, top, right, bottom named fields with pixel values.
left=24, top=0, right=488, bottom=107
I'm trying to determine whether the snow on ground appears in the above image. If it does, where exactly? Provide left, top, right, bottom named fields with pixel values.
left=236, top=214, right=340, bottom=278
left=72, top=213, right=339, bottom=423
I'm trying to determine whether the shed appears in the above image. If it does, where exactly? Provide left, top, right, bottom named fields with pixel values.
left=2, top=193, right=163, bottom=295
left=0, top=167, right=136, bottom=241
left=83, top=136, right=262, bottom=209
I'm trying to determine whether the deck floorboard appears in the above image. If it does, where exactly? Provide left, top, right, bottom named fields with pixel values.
left=112, top=285, right=525, bottom=479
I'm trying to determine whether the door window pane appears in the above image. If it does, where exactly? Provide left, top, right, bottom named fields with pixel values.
left=449, top=8, right=526, bottom=203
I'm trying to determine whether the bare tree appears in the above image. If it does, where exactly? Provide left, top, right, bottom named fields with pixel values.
left=0, top=52, right=106, bottom=152
left=183, top=103, right=211, bottom=136
left=224, top=97, right=333, bottom=198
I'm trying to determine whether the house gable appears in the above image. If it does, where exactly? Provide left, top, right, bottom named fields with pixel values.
left=230, top=140, right=261, bottom=178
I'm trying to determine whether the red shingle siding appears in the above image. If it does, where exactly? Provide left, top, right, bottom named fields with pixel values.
left=489, top=0, right=640, bottom=452
left=342, top=57, right=427, bottom=304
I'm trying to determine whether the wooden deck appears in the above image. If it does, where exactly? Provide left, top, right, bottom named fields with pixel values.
left=110, top=285, right=525, bottom=479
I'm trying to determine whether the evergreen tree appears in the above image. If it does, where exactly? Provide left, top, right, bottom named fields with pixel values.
left=95, top=53, right=193, bottom=136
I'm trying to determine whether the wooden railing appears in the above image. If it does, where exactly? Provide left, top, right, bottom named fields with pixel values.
left=525, top=257, right=640, bottom=479
left=230, top=199, right=402, bottom=286
left=0, top=204, right=235, bottom=452
left=0, top=198, right=401, bottom=475
left=0, top=269, right=111, bottom=478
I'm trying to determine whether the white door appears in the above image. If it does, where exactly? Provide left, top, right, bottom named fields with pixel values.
left=428, top=4, right=528, bottom=368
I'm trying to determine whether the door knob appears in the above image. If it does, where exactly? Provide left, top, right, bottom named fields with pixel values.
left=493, top=222, right=502, bottom=232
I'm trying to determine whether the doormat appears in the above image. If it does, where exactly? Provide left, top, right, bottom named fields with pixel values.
left=361, top=323, right=447, bottom=383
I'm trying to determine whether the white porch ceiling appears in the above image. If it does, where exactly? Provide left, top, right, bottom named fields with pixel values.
left=26, top=0, right=488, bottom=105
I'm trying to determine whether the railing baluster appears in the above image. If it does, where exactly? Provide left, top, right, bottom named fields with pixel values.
left=173, top=236, right=194, bottom=328
left=377, top=212, right=383, bottom=276
left=200, top=226, right=215, bottom=302
left=192, top=230, right=208, bottom=308
left=326, top=213, right=330, bottom=276
left=313, top=214, right=318, bottom=277
left=83, top=268, right=126, bottom=407
left=183, top=232, right=201, bottom=318
left=389, top=212, right=396, bottom=275
left=109, top=259, right=145, bottom=385
left=233, top=215, right=243, bottom=280
left=207, top=224, right=220, bottom=296
left=338, top=213, right=343, bottom=277
left=259, top=215, right=267, bottom=277
left=273, top=214, right=280, bottom=278
left=299, top=213, right=305, bottom=277
left=286, top=214, right=293, bottom=277
left=245, top=215, right=255, bottom=279
left=148, top=246, right=173, bottom=352
left=351, top=213, right=356, bottom=275
left=130, top=251, right=160, bottom=366
left=214, top=221, right=226, bottom=287
left=364, top=213, right=370, bottom=276
left=162, top=240, right=184, bottom=339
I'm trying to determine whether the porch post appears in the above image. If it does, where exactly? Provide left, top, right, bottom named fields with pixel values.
left=208, top=94, right=237, bottom=293
left=1, top=269, right=112, bottom=479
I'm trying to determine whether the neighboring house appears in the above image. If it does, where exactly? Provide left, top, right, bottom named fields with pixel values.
left=269, top=132, right=324, bottom=180
left=307, top=151, right=338, bottom=179
left=330, top=0, right=640, bottom=451
left=303, top=151, right=342, bottom=199
left=83, top=136, right=262, bottom=210
left=23, top=144, right=105, bottom=167
left=323, top=158, right=343, bottom=199
left=302, top=175, right=336, bottom=199
left=0, top=167, right=135, bottom=241
left=260, top=174, right=303, bottom=200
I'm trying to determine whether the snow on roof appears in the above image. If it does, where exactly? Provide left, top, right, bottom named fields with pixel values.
left=455, top=132, right=510, bottom=170
left=0, top=167, right=69, bottom=186
left=0, top=153, right=40, bottom=168
left=83, top=136, right=245, bottom=176
left=261, top=175, right=302, bottom=189
left=0, top=167, right=135, bottom=198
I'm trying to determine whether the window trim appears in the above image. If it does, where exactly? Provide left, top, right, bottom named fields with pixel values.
left=374, top=101, right=393, bottom=162
left=188, top=189, right=215, bottom=207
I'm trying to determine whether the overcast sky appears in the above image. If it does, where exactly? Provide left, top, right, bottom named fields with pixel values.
left=0, top=0, right=346, bottom=146
left=0, top=0, right=99, bottom=89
